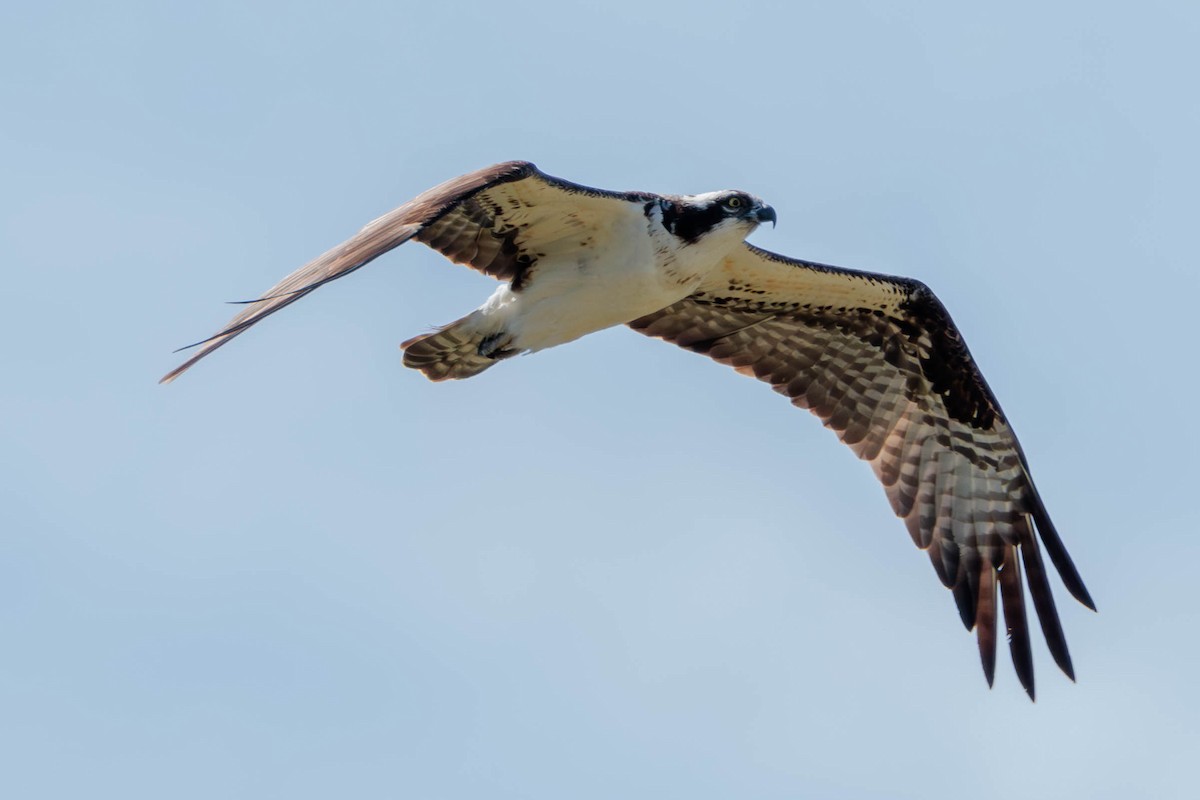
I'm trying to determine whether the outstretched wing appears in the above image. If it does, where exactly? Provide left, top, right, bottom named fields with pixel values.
left=161, top=161, right=654, bottom=383
left=629, top=243, right=1095, bottom=699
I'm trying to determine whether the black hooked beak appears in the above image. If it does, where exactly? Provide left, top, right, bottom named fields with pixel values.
left=754, top=204, right=777, bottom=228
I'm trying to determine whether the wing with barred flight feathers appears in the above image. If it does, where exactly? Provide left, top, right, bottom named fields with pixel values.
left=160, top=161, right=653, bottom=384
left=629, top=243, right=1095, bottom=699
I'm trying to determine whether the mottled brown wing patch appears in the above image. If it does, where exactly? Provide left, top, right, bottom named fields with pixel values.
left=160, top=161, right=537, bottom=384
left=630, top=262, right=1094, bottom=698
left=415, top=195, right=534, bottom=287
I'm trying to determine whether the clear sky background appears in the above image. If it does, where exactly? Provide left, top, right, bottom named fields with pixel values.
left=3, top=2, right=1197, bottom=798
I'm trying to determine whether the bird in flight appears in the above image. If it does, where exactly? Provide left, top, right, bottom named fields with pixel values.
left=162, top=161, right=1094, bottom=699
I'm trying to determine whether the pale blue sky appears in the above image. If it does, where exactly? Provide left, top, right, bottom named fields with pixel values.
left=3, top=2, right=1198, bottom=798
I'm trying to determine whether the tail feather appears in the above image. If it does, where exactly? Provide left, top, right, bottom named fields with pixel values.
left=401, top=317, right=514, bottom=381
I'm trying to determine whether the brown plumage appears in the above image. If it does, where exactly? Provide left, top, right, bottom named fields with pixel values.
left=163, top=161, right=1095, bottom=699
left=630, top=245, right=1094, bottom=698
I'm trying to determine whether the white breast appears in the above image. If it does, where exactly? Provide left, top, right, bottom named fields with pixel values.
left=471, top=202, right=721, bottom=354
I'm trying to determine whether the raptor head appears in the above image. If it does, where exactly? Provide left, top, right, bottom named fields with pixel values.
left=660, top=190, right=776, bottom=245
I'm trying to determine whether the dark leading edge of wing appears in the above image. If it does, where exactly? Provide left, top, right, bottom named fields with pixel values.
left=629, top=244, right=1095, bottom=699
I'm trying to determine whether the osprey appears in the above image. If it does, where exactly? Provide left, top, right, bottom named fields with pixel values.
left=163, top=161, right=1094, bottom=699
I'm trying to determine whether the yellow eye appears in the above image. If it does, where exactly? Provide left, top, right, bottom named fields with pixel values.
left=726, top=196, right=743, bottom=209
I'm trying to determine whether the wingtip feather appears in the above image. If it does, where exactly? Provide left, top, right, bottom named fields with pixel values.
left=1026, top=481, right=1096, bottom=611
left=976, top=568, right=998, bottom=688
left=1017, top=525, right=1079, bottom=682
left=999, top=546, right=1036, bottom=701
